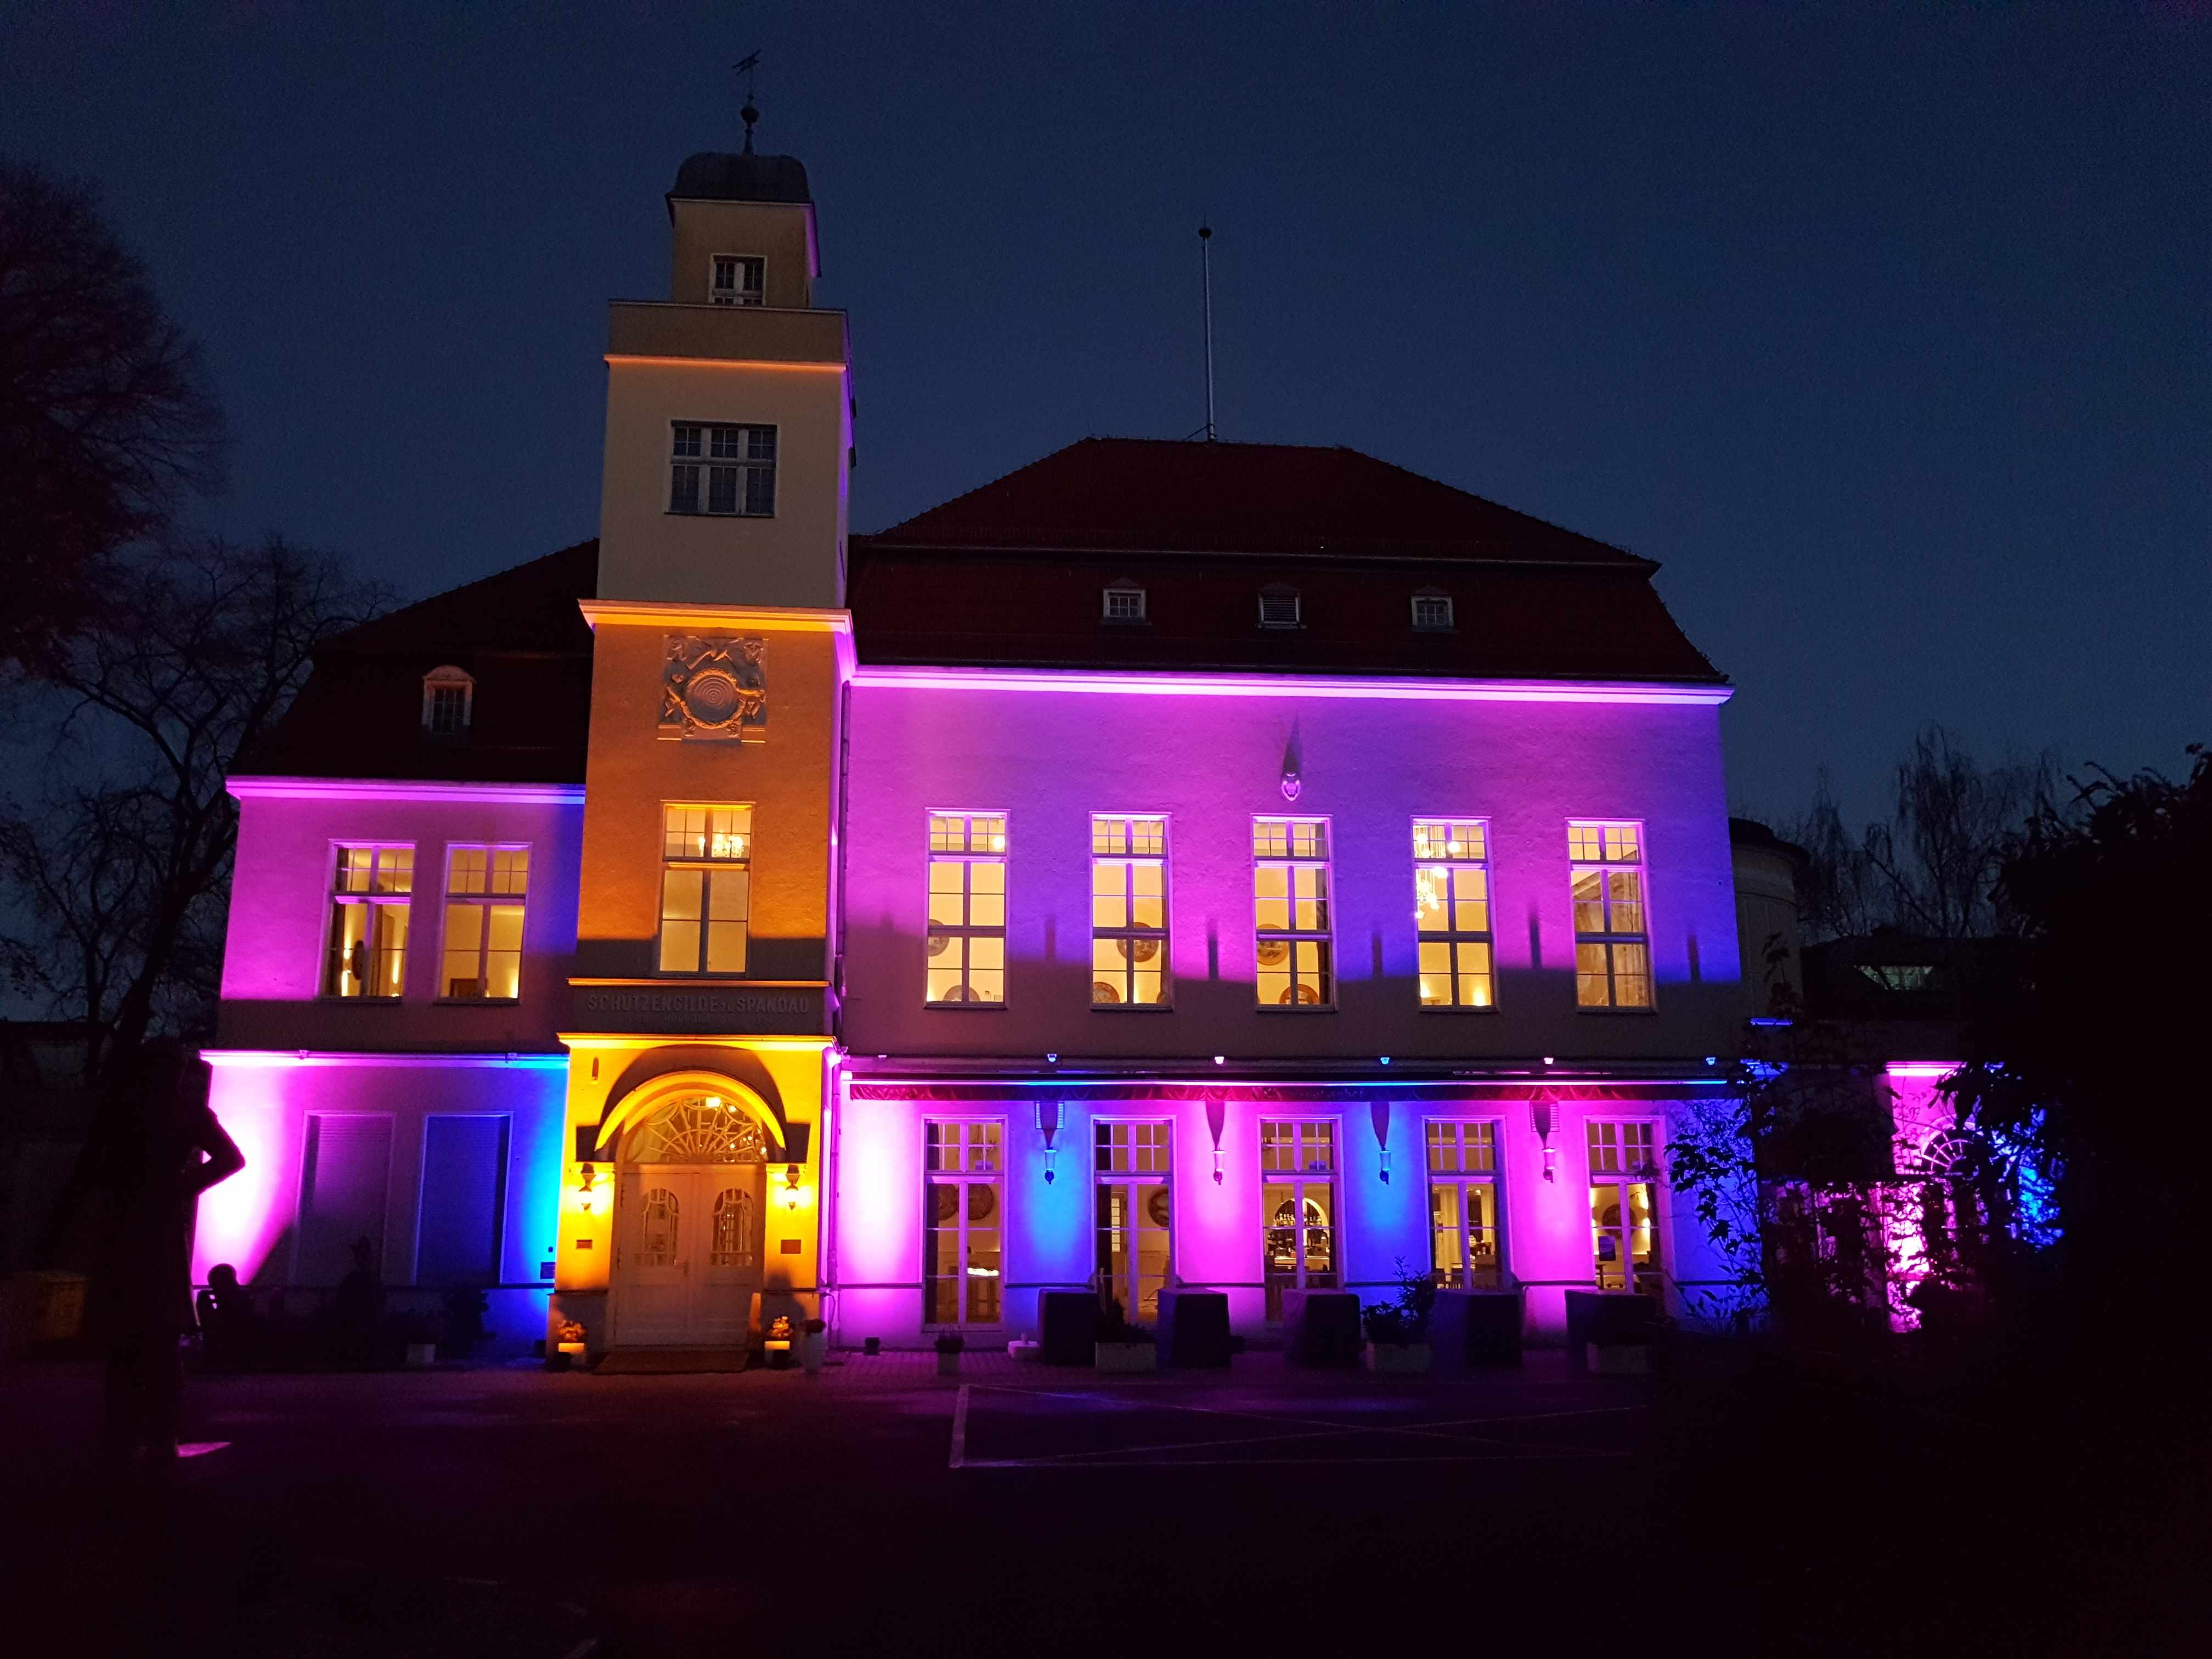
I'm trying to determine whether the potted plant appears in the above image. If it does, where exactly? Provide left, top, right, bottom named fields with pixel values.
left=1363, top=1258, right=1436, bottom=1374
left=934, top=1331, right=964, bottom=1376
left=550, top=1318, right=587, bottom=1370
left=1093, top=1298, right=1159, bottom=1374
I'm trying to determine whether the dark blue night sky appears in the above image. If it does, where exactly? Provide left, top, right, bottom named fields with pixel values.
left=5, top=3, right=2203, bottom=822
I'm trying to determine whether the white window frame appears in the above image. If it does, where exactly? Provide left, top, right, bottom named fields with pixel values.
left=1570, top=820, right=1654, bottom=1009
left=1259, top=1118, right=1340, bottom=1321
left=926, top=811, right=1007, bottom=1006
left=1101, top=583, right=1147, bottom=623
left=421, top=666, right=473, bottom=735
left=322, top=843, right=414, bottom=1000
left=709, top=253, right=765, bottom=306
left=438, top=844, right=530, bottom=1001
left=1257, top=586, right=1302, bottom=629
left=1587, top=1118, right=1666, bottom=1296
left=1090, top=814, right=1169, bottom=1008
left=923, top=1118, right=1005, bottom=1328
left=668, top=421, right=777, bottom=517
left=658, top=804, right=752, bottom=976
left=1252, top=817, right=1333, bottom=1009
left=1424, top=1119, right=1506, bottom=1290
left=1410, top=592, right=1455, bottom=631
left=1093, top=1119, right=1173, bottom=1323
left=1414, top=817, right=1496, bottom=1010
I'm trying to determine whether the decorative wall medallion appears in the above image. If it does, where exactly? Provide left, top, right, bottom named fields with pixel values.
left=661, top=635, right=767, bottom=741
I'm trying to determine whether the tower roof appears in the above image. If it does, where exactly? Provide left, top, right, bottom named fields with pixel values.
left=668, top=151, right=812, bottom=208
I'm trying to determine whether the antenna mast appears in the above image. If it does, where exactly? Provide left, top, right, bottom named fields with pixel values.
left=1198, top=224, right=1216, bottom=442
left=735, top=50, right=762, bottom=153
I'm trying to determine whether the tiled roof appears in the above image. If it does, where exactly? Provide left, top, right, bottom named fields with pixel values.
left=238, top=540, right=598, bottom=784
left=867, top=437, right=1644, bottom=565
left=854, top=440, right=1723, bottom=682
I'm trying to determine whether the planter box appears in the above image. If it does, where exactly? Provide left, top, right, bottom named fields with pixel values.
left=1563, top=1290, right=1661, bottom=1374
left=935, top=1351, right=962, bottom=1377
left=1585, top=1341, right=1652, bottom=1376
left=1006, top=1340, right=1041, bottom=1362
left=1430, top=1289, right=1525, bottom=1372
left=1094, top=1341, right=1158, bottom=1374
left=1040, top=1291, right=1099, bottom=1365
left=1364, top=1341, right=1431, bottom=1374
left=1283, top=1290, right=1364, bottom=1368
left=1157, top=1290, right=1233, bottom=1369
left=404, top=1341, right=437, bottom=1368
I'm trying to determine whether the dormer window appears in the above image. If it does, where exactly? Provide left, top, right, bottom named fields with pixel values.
left=422, top=667, right=473, bottom=736
left=1258, top=586, right=1302, bottom=629
left=710, top=256, right=765, bottom=306
left=1412, top=592, right=1455, bottom=631
left=1102, top=582, right=1147, bottom=623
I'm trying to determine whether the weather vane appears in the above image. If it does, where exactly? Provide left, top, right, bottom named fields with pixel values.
left=734, top=50, right=762, bottom=153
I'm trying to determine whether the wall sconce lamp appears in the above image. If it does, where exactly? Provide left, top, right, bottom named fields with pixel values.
left=578, top=1163, right=599, bottom=1214
left=1379, top=1147, right=1393, bottom=1184
left=1531, top=1091, right=1558, bottom=1183
left=1211, top=1147, right=1225, bottom=1185
left=783, top=1163, right=803, bottom=1212
left=1036, top=1100, right=1063, bottom=1184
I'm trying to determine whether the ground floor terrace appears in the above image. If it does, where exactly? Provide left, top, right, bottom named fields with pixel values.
left=3, top=1341, right=2188, bottom=1655
left=828, top=1064, right=1737, bottom=1348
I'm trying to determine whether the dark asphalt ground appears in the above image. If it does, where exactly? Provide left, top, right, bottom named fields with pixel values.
left=2, top=1345, right=2197, bottom=1657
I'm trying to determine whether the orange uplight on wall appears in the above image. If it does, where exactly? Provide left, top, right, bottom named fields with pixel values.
left=577, top=1163, right=601, bottom=1214
left=782, top=1163, right=809, bottom=1214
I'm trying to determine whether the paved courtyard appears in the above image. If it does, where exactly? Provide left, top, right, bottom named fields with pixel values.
left=1, top=1346, right=2191, bottom=1656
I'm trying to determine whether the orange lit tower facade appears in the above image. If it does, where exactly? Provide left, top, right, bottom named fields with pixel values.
left=550, top=151, right=853, bottom=1351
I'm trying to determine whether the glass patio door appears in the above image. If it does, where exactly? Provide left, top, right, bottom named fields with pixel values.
left=1095, top=1121, right=1171, bottom=1322
left=1261, top=1120, right=1338, bottom=1321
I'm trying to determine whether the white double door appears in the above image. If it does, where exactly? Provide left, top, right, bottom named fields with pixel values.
left=613, top=1163, right=764, bottom=1346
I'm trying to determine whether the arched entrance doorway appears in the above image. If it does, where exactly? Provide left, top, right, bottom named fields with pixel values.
left=610, top=1090, right=774, bottom=1346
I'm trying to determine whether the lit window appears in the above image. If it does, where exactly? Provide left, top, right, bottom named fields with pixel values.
left=926, top=812, right=1007, bottom=1005
left=1253, top=818, right=1331, bottom=1007
left=709, top=255, right=765, bottom=306
left=924, top=1121, right=1003, bottom=1327
left=1091, top=815, right=1168, bottom=1007
left=1588, top=1120, right=1663, bottom=1294
left=1414, top=819, right=1494, bottom=1009
left=421, top=666, right=473, bottom=735
left=1102, top=584, right=1147, bottom=623
left=1096, top=1122, right=1172, bottom=1322
left=441, top=846, right=528, bottom=1000
left=1260, top=1121, right=1337, bottom=1321
left=323, top=844, right=413, bottom=999
left=669, top=422, right=776, bottom=516
left=1257, top=586, right=1301, bottom=629
left=1426, top=1121, right=1503, bottom=1290
left=1411, top=593, right=1454, bottom=630
left=1570, top=821, right=1652, bottom=1009
left=659, top=805, right=751, bottom=975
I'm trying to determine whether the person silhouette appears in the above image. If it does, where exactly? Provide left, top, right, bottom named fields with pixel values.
left=75, top=1042, right=244, bottom=1466
left=332, top=1235, right=382, bottom=1364
left=194, top=1262, right=256, bottom=1370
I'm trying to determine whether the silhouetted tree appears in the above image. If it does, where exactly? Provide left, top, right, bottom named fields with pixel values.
left=0, top=536, right=386, bottom=1086
left=1949, top=746, right=2211, bottom=1334
left=1785, top=727, right=2053, bottom=943
left=0, top=161, right=228, bottom=667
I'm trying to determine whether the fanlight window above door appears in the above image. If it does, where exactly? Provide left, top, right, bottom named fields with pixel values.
left=632, top=1096, right=770, bottom=1164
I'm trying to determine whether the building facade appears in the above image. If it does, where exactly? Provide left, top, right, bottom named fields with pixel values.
left=198, top=145, right=1754, bottom=1353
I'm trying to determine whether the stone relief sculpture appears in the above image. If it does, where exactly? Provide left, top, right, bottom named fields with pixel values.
left=660, top=635, right=768, bottom=741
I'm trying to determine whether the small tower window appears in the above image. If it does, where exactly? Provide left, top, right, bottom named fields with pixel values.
left=1412, top=592, right=1455, bottom=631
left=1258, top=586, right=1302, bottom=629
left=422, top=667, right=474, bottom=736
left=710, top=256, right=765, bottom=306
left=1102, top=583, right=1147, bottom=623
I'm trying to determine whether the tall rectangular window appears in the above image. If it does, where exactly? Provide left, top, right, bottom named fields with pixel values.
left=926, top=812, right=1006, bottom=1005
left=441, top=846, right=528, bottom=999
left=1253, top=818, right=1332, bottom=1007
left=709, top=254, right=765, bottom=305
left=296, top=1114, right=393, bottom=1285
left=1570, top=821, right=1652, bottom=1008
left=924, top=1121, right=1003, bottom=1327
left=323, top=845, right=413, bottom=998
left=416, top=1115, right=509, bottom=1285
left=1091, top=815, right=1168, bottom=1007
left=1414, top=819, right=1494, bottom=1008
left=669, top=422, right=776, bottom=517
left=1260, top=1121, right=1337, bottom=1320
left=1426, top=1121, right=1503, bottom=1290
left=1095, top=1122, right=1172, bottom=1322
left=659, top=805, right=751, bottom=975
left=1588, top=1121, right=1663, bottom=1294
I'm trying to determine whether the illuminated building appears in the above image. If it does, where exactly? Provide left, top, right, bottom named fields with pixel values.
left=201, top=141, right=1751, bottom=1353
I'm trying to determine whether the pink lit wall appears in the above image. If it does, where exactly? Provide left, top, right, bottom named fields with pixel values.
left=837, top=675, right=1743, bottom=1061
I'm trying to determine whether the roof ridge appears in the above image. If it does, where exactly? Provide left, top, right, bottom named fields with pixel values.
left=327, top=538, right=599, bottom=653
